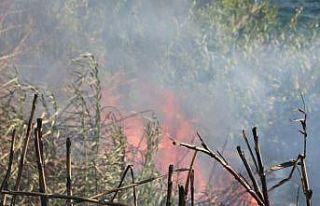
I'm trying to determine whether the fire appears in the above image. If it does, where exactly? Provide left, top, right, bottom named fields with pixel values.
left=102, top=86, right=257, bottom=204
left=102, top=86, right=206, bottom=190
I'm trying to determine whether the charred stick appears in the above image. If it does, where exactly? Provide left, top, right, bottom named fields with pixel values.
left=0, top=129, right=16, bottom=206
left=172, top=139, right=265, bottom=206
left=166, top=165, right=174, bottom=206
left=34, top=119, right=48, bottom=206
left=11, top=93, right=38, bottom=206
left=242, top=130, right=258, bottom=172
left=190, top=169, right=195, bottom=206
left=66, top=137, right=73, bottom=206
left=184, top=150, right=197, bottom=196
left=178, top=185, right=186, bottom=206
left=237, top=146, right=263, bottom=200
left=252, top=127, right=269, bottom=206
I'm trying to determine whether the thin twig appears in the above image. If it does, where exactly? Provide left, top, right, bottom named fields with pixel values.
left=184, top=150, right=197, bottom=196
left=268, top=155, right=301, bottom=192
left=111, top=165, right=133, bottom=202
left=237, top=146, right=263, bottom=200
left=242, top=130, right=258, bottom=173
left=252, top=127, right=269, bottom=206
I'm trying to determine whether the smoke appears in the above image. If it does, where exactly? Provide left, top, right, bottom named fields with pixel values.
left=4, top=0, right=320, bottom=204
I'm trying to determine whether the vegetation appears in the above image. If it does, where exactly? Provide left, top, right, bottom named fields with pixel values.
left=1, top=0, right=320, bottom=205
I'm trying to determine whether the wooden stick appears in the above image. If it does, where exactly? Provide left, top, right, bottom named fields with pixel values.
left=0, top=129, right=16, bottom=206
left=66, top=137, right=72, bottom=206
left=166, top=164, right=174, bottom=206
left=111, top=165, right=133, bottom=202
left=184, top=150, right=197, bottom=196
left=252, top=127, right=269, bottom=206
left=300, top=158, right=312, bottom=206
left=237, top=146, right=263, bottom=200
left=34, top=118, right=48, bottom=206
left=242, top=130, right=258, bottom=172
left=190, top=169, right=194, bottom=206
left=296, top=97, right=312, bottom=205
left=11, top=94, right=38, bottom=206
left=178, top=185, right=186, bottom=206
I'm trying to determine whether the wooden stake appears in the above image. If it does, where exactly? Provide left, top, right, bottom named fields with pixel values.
left=178, top=185, right=186, bottom=206
left=66, top=137, right=73, bottom=206
left=190, top=169, right=194, bottom=206
left=166, top=164, right=174, bottom=206
left=35, top=118, right=48, bottom=206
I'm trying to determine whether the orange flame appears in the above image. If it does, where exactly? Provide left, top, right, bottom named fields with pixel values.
left=102, top=86, right=256, bottom=204
left=102, top=86, right=206, bottom=190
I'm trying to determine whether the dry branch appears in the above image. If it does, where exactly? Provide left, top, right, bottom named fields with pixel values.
left=171, top=138, right=265, bottom=206
left=184, top=150, right=197, bottom=197
left=242, top=130, right=258, bottom=172
left=237, top=146, right=263, bottom=200
left=252, top=127, right=269, bottom=206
